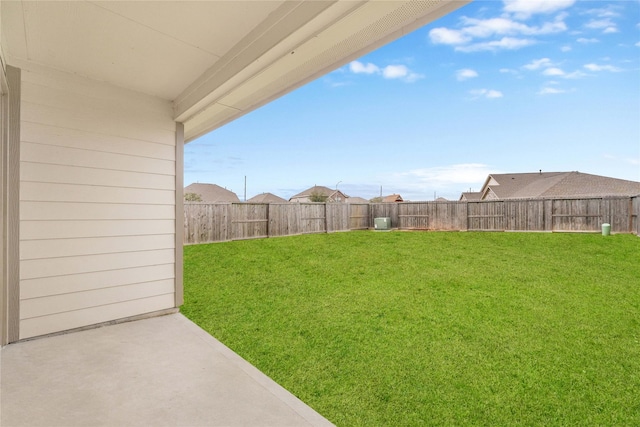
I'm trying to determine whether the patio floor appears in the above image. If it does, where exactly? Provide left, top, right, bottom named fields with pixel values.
left=0, top=313, right=334, bottom=427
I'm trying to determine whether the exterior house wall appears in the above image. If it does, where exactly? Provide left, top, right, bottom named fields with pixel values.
left=18, top=64, right=178, bottom=339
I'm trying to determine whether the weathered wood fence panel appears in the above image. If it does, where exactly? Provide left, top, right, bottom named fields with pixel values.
left=299, top=203, right=326, bottom=234
left=184, top=196, right=639, bottom=244
left=269, top=203, right=301, bottom=237
left=505, top=200, right=545, bottom=231
left=398, top=203, right=430, bottom=229
left=467, top=201, right=505, bottom=231
left=326, top=203, right=349, bottom=232
left=184, top=202, right=231, bottom=243
left=349, top=204, right=370, bottom=230
left=633, top=196, right=639, bottom=236
left=431, top=202, right=467, bottom=231
left=231, top=203, right=268, bottom=240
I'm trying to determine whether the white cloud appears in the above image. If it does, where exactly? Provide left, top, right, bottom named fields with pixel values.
left=577, top=37, right=599, bottom=44
left=563, top=70, right=587, bottom=79
left=396, top=164, right=495, bottom=189
left=500, top=68, right=518, bottom=74
left=585, top=18, right=615, bottom=30
left=383, top=65, right=408, bottom=79
left=470, top=89, right=504, bottom=99
left=382, top=65, right=424, bottom=82
left=542, top=67, right=565, bottom=76
left=636, top=41, right=640, bottom=47
left=585, top=18, right=618, bottom=34
left=348, top=61, right=422, bottom=83
left=585, top=6, right=621, bottom=19
left=584, top=63, right=622, bottom=72
left=456, top=37, right=536, bottom=52
left=456, top=68, right=479, bottom=81
left=429, top=3, right=572, bottom=53
left=523, top=57, right=553, bottom=70
left=349, top=61, right=379, bottom=74
left=538, top=87, right=566, bottom=95
left=503, top=0, right=576, bottom=19
left=429, top=28, right=470, bottom=45
left=460, top=16, right=567, bottom=37
left=560, top=45, right=572, bottom=52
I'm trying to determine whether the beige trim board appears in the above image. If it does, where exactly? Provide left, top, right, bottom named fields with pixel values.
left=174, top=122, right=184, bottom=307
left=4, top=65, right=20, bottom=344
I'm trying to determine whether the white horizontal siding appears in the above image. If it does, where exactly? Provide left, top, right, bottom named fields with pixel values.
left=19, top=65, right=177, bottom=339
left=21, top=247, right=175, bottom=280
left=21, top=264, right=175, bottom=299
left=22, top=122, right=176, bottom=160
left=20, top=201, right=174, bottom=220
left=21, top=162, right=175, bottom=190
left=20, top=294, right=176, bottom=339
left=21, top=219, right=174, bottom=240
left=20, top=234, right=175, bottom=260
left=21, top=141, right=174, bottom=175
left=21, top=182, right=174, bottom=204
left=20, top=280, right=175, bottom=319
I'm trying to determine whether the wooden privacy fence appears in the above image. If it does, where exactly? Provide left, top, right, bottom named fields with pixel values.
left=184, top=196, right=640, bottom=244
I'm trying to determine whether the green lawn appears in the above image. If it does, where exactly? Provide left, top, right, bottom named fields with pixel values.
left=182, top=231, right=640, bottom=426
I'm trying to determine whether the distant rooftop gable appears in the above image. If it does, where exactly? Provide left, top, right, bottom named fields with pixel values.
left=289, top=185, right=348, bottom=202
left=247, top=193, right=288, bottom=203
left=184, top=183, right=240, bottom=203
left=382, top=194, right=403, bottom=203
left=459, top=192, right=482, bottom=201
left=480, top=172, right=640, bottom=200
left=346, top=196, right=369, bottom=203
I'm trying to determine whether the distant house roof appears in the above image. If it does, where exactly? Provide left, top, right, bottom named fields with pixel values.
left=289, top=185, right=348, bottom=202
left=346, top=196, right=369, bottom=203
left=247, top=193, right=288, bottom=203
left=184, top=183, right=240, bottom=203
left=382, top=194, right=403, bottom=202
left=459, top=192, right=482, bottom=201
left=479, top=172, right=640, bottom=200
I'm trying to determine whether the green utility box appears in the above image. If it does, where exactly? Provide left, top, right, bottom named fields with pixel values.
left=374, top=217, right=391, bottom=230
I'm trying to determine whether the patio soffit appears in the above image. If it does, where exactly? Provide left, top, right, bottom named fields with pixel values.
left=1, top=0, right=468, bottom=142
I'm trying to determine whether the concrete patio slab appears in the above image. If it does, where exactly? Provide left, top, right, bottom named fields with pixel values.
left=1, top=313, right=334, bottom=427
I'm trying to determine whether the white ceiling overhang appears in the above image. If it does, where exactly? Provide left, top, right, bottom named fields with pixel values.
left=1, top=1, right=469, bottom=142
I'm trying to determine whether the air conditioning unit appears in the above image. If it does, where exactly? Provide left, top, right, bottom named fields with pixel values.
left=374, top=217, right=391, bottom=230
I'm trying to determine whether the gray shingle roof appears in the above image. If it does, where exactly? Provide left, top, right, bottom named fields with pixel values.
left=184, top=183, right=240, bottom=202
left=346, top=197, right=369, bottom=203
left=290, top=185, right=335, bottom=198
left=289, top=185, right=348, bottom=202
left=246, top=193, right=288, bottom=203
left=460, top=192, right=482, bottom=201
left=482, top=172, right=640, bottom=199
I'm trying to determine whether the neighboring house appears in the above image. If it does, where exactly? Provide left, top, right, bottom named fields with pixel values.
left=472, top=171, right=640, bottom=201
left=247, top=193, right=288, bottom=203
left=289, top=185, right=348, bottom=203
left=382, top=194, right=404, bottom=202
left=184, top=183, right=240, bottom=203
left=0, top=0, right=470, bottom=345
left=346, top=196, right=369, bottom=204
left=459, top=192, right=482, bottom=201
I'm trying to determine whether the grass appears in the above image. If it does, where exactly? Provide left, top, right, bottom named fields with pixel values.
left=182, top=231, right=640, bottom=426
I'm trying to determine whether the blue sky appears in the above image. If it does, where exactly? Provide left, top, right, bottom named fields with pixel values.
left=184, top=0, right=640, bottom=201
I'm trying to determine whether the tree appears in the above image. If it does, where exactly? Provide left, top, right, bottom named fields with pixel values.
left=369, top=197, right=383, bottom=203
left=184, top=192, right=202, bottom=202
left=309, top=191, right=328, bottom=202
